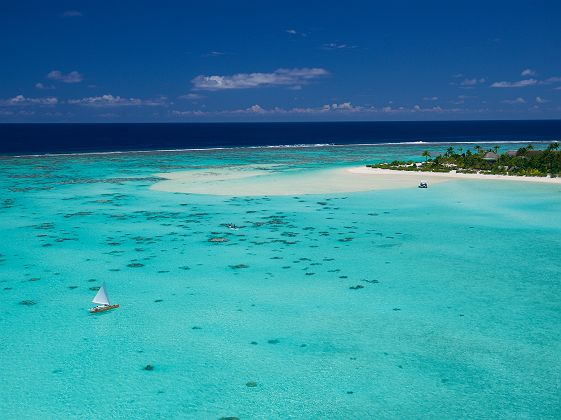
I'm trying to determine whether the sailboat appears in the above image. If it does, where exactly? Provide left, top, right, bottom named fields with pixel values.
left=89, top=283, right=119, bottom=313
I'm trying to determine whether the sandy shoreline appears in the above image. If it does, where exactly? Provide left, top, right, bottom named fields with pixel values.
left=150, top=166, right=444, bottom=195
left=150, top=164, right=561, bottom=196
left=349, top=167, right=561, bottom=184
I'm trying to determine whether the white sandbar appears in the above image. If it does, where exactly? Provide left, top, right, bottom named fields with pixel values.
left=150, top=165, right=561, bottom=196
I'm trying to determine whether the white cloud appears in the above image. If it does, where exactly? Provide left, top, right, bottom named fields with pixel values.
left=285, top=29, right=308, bottom=37
left=179, top=93, right=204, bottom=100
left=535, top=96, right=549, bottom=104
left=191, top=68, right=328, bottom=90
left=68, top=94, right=166, bottom=107
left=521, top=68, right=536, bottom=76
left=491, top=78, right=537, bottom=88
left=203, top=51, right=225, bottom=57
left=540, top=76, right=561, bottom=85
left=35, top=82, right=55, bottom=90
left=502, top=97, right=526, bottom=104
left=0, top=95, right=58, bottom=106
left=173, top=103, right=362, bottom=116
left=460, top=78, right=485, bottom=86
left=47, top=70, right=83, bottom=84
left=322, top=43, right=357, bottom=50
left=248, top=104, right=265, bottom=113
left=237, top=102, right=361, bottom=115
left=423, top=96, right=438, bottom=101
left=61, top=10, right=82, bottom=17
left=170, top=102, right=457, bottom=117
left=171, top=110, right=207, bottom=116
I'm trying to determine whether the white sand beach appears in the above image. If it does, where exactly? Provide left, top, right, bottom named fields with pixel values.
left=150, top=165, right=448, bottom=196
left=151, top=164, right=561, bottom=196
left=349, top=167, right=561, bottom=184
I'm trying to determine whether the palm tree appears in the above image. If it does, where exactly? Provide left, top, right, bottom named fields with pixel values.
left=422, top=150, right=431, bottom=161
left=547, top=142, right=559, bottom=151
left=493, top=145, right=500, bottom=154
left=527, top=143, right=534, bottom=150
left=474, top=145, right=482, bottom=154
left=446, top=146, right=454, bottom=157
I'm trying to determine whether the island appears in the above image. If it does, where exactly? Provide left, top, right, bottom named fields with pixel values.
left=367, top=142, right=561, bottom=178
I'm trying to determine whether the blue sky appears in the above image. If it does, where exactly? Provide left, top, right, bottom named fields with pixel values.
left=1, top=0, right=560, bottom=122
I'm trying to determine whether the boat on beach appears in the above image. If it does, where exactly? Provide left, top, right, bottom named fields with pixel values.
left=89, top=283, right=119, bottom=313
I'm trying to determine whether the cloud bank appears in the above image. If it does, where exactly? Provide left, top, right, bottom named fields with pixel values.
left=0, top=95, right=58, bottom=106
left=490, top=79, right=537, bottom=88
left=47, top=70, right=84, bottom=84
left=191, top=68, right=328, bottom=90
left=171, top=102, right=452, bottom=117
left=68, top=94, right=166, bottom=107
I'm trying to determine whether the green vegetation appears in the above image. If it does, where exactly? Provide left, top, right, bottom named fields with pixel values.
left=367, top=142, right=561, bottom=177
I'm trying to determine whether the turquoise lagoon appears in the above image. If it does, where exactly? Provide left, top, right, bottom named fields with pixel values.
left=0, top=144, right=560, bottom=419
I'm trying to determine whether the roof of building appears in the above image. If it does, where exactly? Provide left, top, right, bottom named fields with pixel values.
left=506, top=149, right=544, bottom=157
left=482, top=151, right=499, bottom=160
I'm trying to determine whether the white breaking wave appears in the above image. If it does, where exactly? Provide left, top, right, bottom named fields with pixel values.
left=6, top=139, right=557, bottom=158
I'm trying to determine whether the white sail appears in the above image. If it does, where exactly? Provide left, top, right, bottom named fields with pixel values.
left=92, top=284, right=110, bottom=305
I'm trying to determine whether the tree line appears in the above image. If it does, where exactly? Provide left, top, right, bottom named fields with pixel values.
left=368, top=142, right=561, bottom=177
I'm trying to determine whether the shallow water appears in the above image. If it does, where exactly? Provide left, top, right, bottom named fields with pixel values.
left=1, top=144, right=560, bottom=419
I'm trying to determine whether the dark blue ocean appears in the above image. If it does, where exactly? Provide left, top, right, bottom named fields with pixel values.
left=1, top=120, right=560, bottom=155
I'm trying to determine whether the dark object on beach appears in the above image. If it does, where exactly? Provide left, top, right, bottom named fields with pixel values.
left=127, top=262, right=145, bottom=268
left=267, top=339, right=280, bottom=344
left=418, top=181, right=428, bottom=188
left=246, top=381, right=258, bottom=387
left=19, top=300, right=36, bottom=306
left=192, top=326, right=202, bottom=330
left=349, top=285, right=364, bottom=290
left=154, top=299, right=163, bottom=303
left=143, top=364, right=154, bottom=371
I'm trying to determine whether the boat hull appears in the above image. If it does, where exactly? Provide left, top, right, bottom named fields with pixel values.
left=89, top=304, right=119, bottom=313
